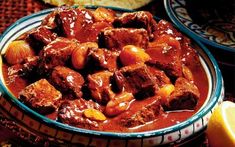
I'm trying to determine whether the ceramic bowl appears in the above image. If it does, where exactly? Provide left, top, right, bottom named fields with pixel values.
left=164, top=0, right=235, bottom=52
left=0, top=6, right=224, bottom=146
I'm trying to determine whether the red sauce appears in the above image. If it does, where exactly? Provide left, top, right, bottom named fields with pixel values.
left=101, top=64, right=208, bottom=132
left=1, top=8, right=209, bottom=133
left=2, top=61, right=208, bottom=132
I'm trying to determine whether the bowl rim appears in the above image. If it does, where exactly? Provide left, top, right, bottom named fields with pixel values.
left=164, top=0, right=235, bottom=53
left=0, top=5, right=223, bottom=139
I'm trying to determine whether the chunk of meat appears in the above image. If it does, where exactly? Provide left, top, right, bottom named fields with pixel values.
left=181, top=36, right=200, bottom=68
left=38, top=37, right=78, bottom=75
left=19, top=79, right=62, bottom=114
left=20, top=56, right=40, bottom=79
left=121, top=98, right=162, bottom=127
left=153, top=20, right=183, bottom=41
left=147, top=34, right=183, bottom=78
left=27, top=26, right=57, bottom=51
left=5, top=56, right=39, bottom=81
left=41, top=10, right=57, bottom=29
left=54, top=7, right=113, bottom=43
left=58, top=99, right=103, bottom=129
left=163, top=77, right=200, bottom=110
left=50, top=66, right=85, bottom=99
left=153, top=20, right=200, bottom=69
left=87, top=48, right=119, bottom=72
left=147, top=65, right=171, bottom=87
left=98, top=28, right=149, bottom=50
left=114, top=64, right=156, bottom=98
left=87, top=71, right=114, bottom=104
left=113, top=11, right=157, bottom=39
left=82, top=21, right=112, bottom=43
left=55, top=7, right=94, bottom=39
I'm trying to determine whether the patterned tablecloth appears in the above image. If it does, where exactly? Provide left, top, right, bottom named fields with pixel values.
left=0, top=0, right=234, bottom=146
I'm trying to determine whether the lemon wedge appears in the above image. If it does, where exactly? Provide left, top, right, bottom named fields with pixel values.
left=207, top=101, right=235, bottom=147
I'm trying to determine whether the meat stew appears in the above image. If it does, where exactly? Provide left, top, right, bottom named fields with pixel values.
left=2, top=7, right=208, bottom=133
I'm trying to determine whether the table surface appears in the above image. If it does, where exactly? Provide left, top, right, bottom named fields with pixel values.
left=0, top=0, right=234, bottom=146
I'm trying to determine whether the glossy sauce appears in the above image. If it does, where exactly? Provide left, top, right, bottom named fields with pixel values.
left=101, top=63, right=208, bottom=132
left=1, top=8, right=209, bottom=132
left=2, top=60, right=208, bottom=132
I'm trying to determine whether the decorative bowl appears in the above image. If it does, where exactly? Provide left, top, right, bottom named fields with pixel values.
left=0, top=6, right=224, bottom=146
left=164, top=0, right=235, bottom=52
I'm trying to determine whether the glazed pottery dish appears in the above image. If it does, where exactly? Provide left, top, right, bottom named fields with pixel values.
left=0, top=6, right=224, bottom=146
left=164, top=0, right=235, bottom=52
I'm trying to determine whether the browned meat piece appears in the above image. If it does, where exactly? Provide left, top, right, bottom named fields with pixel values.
left=22, top=56, right=39, bottom=71
left=27, top=26, right=57, bottom=51
left=153, top=20, right=183, bottom=41
left=87, top=48, right=119, bottom=72
left=147, top=65, right=171, bottom=87
left=114, top=64, right=156, bottom=98
left=87, top=71, right=114, bottom=104
left=19, top=79, right=62, bottom=114
left=98, top=28, right=149, bottom=50
left=113, top=11, right=157, bottom=39
left=41, top=10, right=58, bottom=29
left=19, top=56, right=40, bottom=78
left=121, top=99, right=162, bottom=127
left=180, top=36, right=200, bottom=68
left=55, top=7, right=94, bottom=39
left=43, top=7, right=112, bottom=43
left=50, top=66, right=85, bottom=99
left=81, top=21, right=112, bottom=43
left=147, top=34, right=183, bottom=79
left=38, top=37, right=78, bottom=75
left=153, top=20, right=200, bottom=69
left=58, top=99, right=103, bottom=129
left=163, top=77, right=200, bottom=111
left=6, top=56, right=40, bottom=81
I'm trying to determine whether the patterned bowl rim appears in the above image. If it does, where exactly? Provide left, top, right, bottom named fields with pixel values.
left=164, top=0, right=235, bottom=53
left=0, top=5, right=223, bottom=139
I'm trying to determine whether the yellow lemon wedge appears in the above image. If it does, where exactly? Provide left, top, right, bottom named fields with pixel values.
left=207, top=101, right=235, bottom=147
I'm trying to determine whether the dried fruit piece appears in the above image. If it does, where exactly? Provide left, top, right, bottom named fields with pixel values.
left=83, top=108, right=106, bottom=121
left=105, top=92, right=134, bottom=117
left=157, top=84, right=175, bottom=99
left=120, top=45, right=150, bottom=66
left=93, top=7, right=116, bottom=22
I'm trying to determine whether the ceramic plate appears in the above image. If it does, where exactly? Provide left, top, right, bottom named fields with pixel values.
left=164, top=0, right=235, bottom=52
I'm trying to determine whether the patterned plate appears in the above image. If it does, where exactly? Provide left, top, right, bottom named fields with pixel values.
left=164, top=0, right=235, bottom=52
left=0, top=6, right=224, bottom=146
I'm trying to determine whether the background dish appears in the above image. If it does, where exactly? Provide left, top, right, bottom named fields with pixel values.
left=42, top=0, right=153, bottom=9
left=164, top=0, right=235, bottom=52
left=0, top=6, right=224, bottom=146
